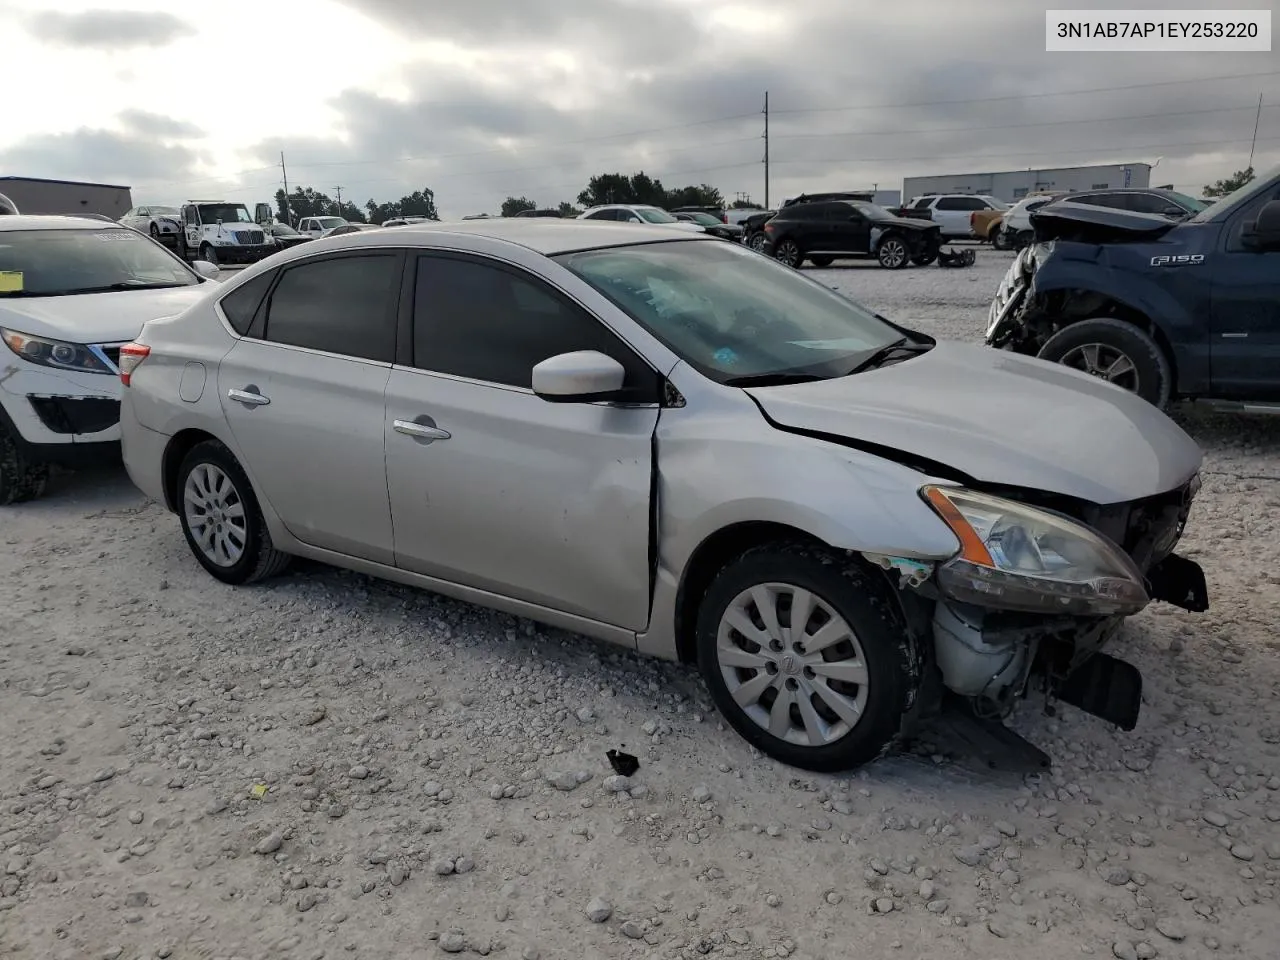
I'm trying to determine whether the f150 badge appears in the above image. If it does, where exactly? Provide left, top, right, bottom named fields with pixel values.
left=1150, top=254, right=1205, bottom=267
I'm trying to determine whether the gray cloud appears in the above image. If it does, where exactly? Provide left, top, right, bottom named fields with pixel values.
left=29, top=9, right=194, bottom=49
left=0, top=128, right=202, bottom=189
left=120, top=110, right=204, bottom=140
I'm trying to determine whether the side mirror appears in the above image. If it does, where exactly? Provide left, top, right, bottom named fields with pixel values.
left=1242, top=199, right=1280, bottom=249
left=191, top=260, right=220, bottom=279
left=532, top=350, right=626, bottom=403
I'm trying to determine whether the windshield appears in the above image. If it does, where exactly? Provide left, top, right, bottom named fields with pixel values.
left=687, top=212, right=721, bottom=225
left=555, top=239, right=904, bottom=383
left=847, top=201, right=895, bottom=221
left=197, top=204, right=253, bottom=224
left=1168, top=191, right=1207, bottom=213
left=1190, top=164, right=1278, bottom=223
left=0, top=228, right=198, bottom=297
left=636, top=207, right=679, bottom=224
left=984, top=197, right=1010, bottom=210
left=152, top=206, right=179, bottom=216
left=317, top=217, right=347, bottom=229
left=271, top=223, right=300, bottom=235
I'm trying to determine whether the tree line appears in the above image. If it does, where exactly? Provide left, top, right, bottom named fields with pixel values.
left=275, top=171, right=761, bottom=226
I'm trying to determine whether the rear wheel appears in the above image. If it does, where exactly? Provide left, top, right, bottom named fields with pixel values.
left=991, top=225, right=1010, bottom=251
left=747, top=232, right=767, bottom=253
left=877, top=235, right=909, bottom=269
left=199, top=243, right=218, bottom=267
left=773, top=239, right=802, bottom=268
left=808, top=255, right=834, bottom=267
left=696, top=542, right=917, bottom=772
left=0, top=427, right=49, bottom=505
left=1037, top=318, right=1173, bottom=408
left=176, top=440, right=291, bottom=584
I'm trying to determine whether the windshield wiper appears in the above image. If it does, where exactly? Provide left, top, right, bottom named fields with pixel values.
left=723, top=372, right=827, bottom=387
left=846, top=338, right=933, bottom=375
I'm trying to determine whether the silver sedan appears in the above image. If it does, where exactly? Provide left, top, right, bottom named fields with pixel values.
left=118, top=220, right=1206, bottom=771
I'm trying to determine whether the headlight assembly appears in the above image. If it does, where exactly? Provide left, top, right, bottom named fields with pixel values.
left=1, top=328, right=113, bottom=375
left=922, top=485, right=1149, bottom=616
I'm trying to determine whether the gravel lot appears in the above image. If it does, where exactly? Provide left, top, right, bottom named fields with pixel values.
left=2, top=249, right=1278, bottom=960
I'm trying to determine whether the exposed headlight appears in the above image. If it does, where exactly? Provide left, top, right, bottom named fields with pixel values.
left=1, top=328, right=113, bottom=375
left=922, top=485, right=1148, bottom=616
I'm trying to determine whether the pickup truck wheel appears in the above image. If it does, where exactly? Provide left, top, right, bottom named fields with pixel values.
left=696, top=542, right=917, bottom=772
left=177, top=440, right=291, bottom=584
left=1037, top=318, right=1172, bottom=408
left=0, top=428, right=50, bottom=505
left=199, top=243, right=218, bottom=267
left=877, top=235, right=909, bottom=269
left=773, top=239, right=802, bottom=268
left=991, top=226, right=1011, bottom=251
left=808, top=255, right=834, bottom=267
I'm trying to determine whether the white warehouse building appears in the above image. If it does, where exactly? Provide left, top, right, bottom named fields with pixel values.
left=902, top=162, right=1152, bottom=203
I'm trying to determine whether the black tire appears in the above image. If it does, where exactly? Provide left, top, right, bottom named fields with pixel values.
left=773, top=238, right=802, bottom=268
left=176, top=439, right=291, bottom=584
left=149, top=222, right=160, bottom=239
left=808, top=255, right=834, bottom=267
left=1037, top=318, right=1173, bottom=408
left=199, top=243, right=218, bottom=268
left=176, top=235, right=189, bottom=262
left=695, top=542, right=918, bottom=772
left=991, top=225, right=1010, bottom=251
left=877, top=234, right=910, bottom=269
left=0, top=427, right=49, bottom=505
left=746, top=232, right=767, bottom=253
left=911, top=252, right=937, bottom=266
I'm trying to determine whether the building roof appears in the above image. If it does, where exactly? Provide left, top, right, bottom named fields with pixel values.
left=0, top=175, right=132, bottom=190
left=905, top=162, right=1151, bottom=180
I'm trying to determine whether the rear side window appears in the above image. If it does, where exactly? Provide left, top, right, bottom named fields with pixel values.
left=584, top=209, right=617, bottom=220
left=411, top=254, right=660, bottom=399
left=777, top=202, right=823, bottom=221
left=219, top=270, right=275, bottom=335
left=911, top=197, right=933, bottom=209
left=263, top=254, right=398, bottom=362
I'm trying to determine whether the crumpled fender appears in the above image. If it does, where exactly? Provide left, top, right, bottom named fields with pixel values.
left=1028, top=243, right=1209, bottom=392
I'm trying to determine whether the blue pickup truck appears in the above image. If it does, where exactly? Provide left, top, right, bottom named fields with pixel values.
left=986, top=166, right=1280, bottom=412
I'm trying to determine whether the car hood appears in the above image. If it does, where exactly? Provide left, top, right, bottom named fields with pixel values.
left=1029, top=201, right=1179, bottom=243
left=745, top=340, right=1202, bottom=505
left=874, top=216, right=937, bottom=231
left=0, top=284, right=208, bottom=342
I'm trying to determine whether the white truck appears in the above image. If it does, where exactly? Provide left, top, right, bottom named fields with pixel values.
left=296, top=215, right=349, bottom=239
left=176, top=201, right=276, bottom=267
left=897, top=194, right=1007, bottom=239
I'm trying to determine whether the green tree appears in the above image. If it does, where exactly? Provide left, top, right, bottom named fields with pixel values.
left=275, top=186, right=332, bottom=222
left=731, top=198, right=762, bottom=210
left=577, top=172, right=728, bottom=210
left=501, top=196, right=537, bottom=217
left=1204, top=167, right=1254, bottom=198
left=557, top=201, right=582, bottom=218
left=665, top=184, right=725, bottom=209
left=399, top=188, right=440, bottom=220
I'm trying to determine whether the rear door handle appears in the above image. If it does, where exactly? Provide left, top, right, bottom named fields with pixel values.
left=228, top=387, right=270, bottom=406
left=393, top=419, right=451, bottom=441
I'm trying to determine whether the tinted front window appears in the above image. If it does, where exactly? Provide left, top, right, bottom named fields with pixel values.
left=219, top=270, right=275, bottom=335
left=411, top=255, right=658, bottom=398
left=584, top=209, right=616, bottom=220
left=0, top=228, right=197, bottom=297
left=263, top=255, right=397, bottom=362
left=556, top=240, right=903, bottom=384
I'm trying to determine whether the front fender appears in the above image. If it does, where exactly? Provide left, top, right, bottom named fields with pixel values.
left=1028, top=245, right=1209, bottom=392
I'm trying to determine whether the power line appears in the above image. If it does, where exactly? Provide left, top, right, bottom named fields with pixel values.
left=771, top=69, right=1280, bottom=116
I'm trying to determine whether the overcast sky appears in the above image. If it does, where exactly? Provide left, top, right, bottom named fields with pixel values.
left=1, top=0, right=1277, bottom=217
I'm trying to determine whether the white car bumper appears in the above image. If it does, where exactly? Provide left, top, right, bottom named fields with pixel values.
left=0, top=356, right=123, bottom=455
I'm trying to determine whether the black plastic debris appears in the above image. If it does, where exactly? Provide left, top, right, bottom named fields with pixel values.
left=607, top=749, right=639, bottom=777
left=937, top=247, right=976, bottom=268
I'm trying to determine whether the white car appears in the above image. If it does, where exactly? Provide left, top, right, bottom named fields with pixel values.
left=900, top=195, right=1008, bottom=239
left=297, top=216, right=349, bottom=239
left=998, top=194, right=1066, bottom=249
left=578, top=205, right=706, bottom=233
left=120, top=205, right=183, bottom=243
left=0, top=215, right=218, bottom=503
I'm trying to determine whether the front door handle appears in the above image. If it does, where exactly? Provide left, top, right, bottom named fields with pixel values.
left=228, top=387, right=270, bottom=407
left=393, top=419, right=451, bottom=442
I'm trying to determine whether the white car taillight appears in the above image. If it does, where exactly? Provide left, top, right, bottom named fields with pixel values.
left=118, top=342, right=151, bottom=387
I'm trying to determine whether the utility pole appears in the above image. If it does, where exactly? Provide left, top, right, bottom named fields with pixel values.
left=334, top=186, right=343, bottom=216
left=1248, top=92, right=1263, bottom=170
left=280, top=151, right=291, bottom=225
left=762, top=91, right=770, bottom=210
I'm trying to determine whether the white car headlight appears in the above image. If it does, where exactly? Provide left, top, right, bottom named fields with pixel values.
left=1, top=328, right=114, bottom=375
left=922, top=485, right=1148, bottom=616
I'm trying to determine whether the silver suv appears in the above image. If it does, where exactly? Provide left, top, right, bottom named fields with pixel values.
left=118, top=220, right=1207, bottom=771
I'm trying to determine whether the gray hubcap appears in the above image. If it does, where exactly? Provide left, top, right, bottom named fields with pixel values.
left=183, top=463, right=246, bottom=567
left=716, top=582, right=870, bottom=747
left=1060, top=342, right=1139, bottom=392
left=202, top=245, right=218, bottom=266
left=775, top=241, right=799, bottom=265
left=749, top=234, right=766, bottom=252
left=880, top=240, right=906, bottom=267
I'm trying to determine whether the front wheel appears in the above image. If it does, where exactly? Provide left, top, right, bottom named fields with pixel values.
left=177, top=440, right=291, bottom=584
left=991, top=226, right=1010, bottom=251
left=746, top=232, right=767, bottom=253
left=696, top=542, right=917, bottom=772
left=1037, top=318, right=1173, bottom=408
left=877, top=235, right=909, bottom=269
left=199, top=243, right=218, bottom=267
left=149, top=223, right=160, bottom=239
left=0, top=428, right=49, bottom=505
left=773, top=239, right=802, bottom=268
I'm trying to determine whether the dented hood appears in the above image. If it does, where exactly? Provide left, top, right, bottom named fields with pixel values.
left=745, top=341, right=1203, bottom=505
left=1029, top=200, right=1179, bottom=243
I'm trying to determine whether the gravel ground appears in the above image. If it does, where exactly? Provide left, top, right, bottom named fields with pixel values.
left=2, top=248, right=1278, bottom=960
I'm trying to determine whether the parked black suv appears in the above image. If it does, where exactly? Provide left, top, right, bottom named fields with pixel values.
left=763, top=199, right=942, bottom=269
left=986, top=166, right=1280, bottom=411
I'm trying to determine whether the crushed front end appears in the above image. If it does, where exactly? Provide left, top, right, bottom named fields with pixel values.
left=870, top=472, right=1207, bottom=751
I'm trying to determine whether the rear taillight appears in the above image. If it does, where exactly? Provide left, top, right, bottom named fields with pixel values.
left=720, top=213, right=728, bottom=223
left=970, top=212, right=977, bottom=225
left=118, top=342, right=150, bottom=387
left=764, top=223, right=776, bottom=233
